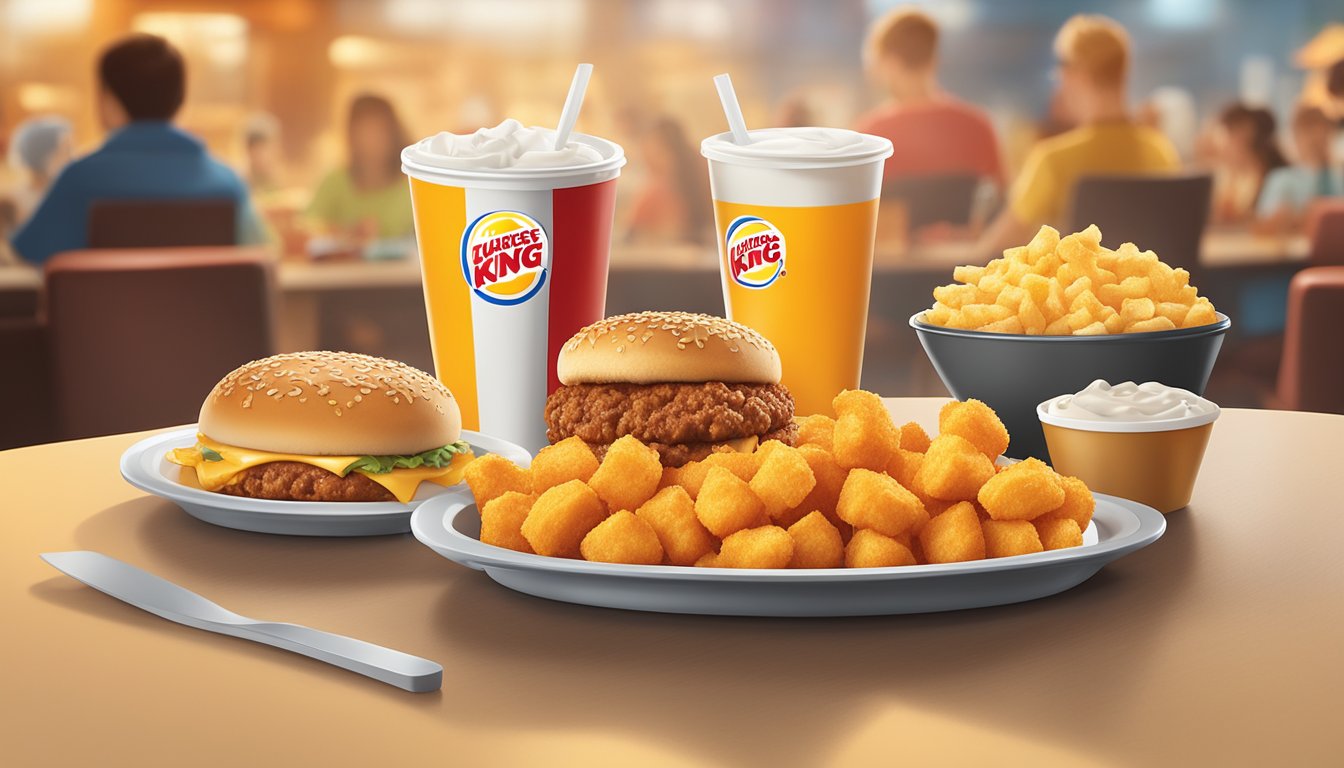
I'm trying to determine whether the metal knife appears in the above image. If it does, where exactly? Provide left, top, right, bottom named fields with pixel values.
left=40, top=551, right=442, bottom=693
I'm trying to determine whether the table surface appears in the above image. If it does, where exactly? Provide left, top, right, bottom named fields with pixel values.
left=2, top=399, right=1339, bottom=766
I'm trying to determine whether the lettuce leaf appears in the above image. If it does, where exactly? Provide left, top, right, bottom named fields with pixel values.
left=342, top=440, right=471, bottom=475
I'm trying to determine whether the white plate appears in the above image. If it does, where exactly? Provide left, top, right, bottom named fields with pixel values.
left=411, top=490, right=1164, bottom=616
left=120, top=426, right=532, bottom=537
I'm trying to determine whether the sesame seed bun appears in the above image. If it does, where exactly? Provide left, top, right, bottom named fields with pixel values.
left=198, top=351, right=461, bottom=455
left=557, top=311, right=781, bottom=385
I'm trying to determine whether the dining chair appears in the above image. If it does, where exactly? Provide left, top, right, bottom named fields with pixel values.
left=0, top=316, right=53, bottom=449
left=881, top=173, right=981, bottom=230
left=88, top=199, right=237, bottom=249
left=44, top=247, right=276, bottom=440
left=1067, top=173, right=1213, bottom=267
left=1276, top=266, right=1344, bottom=415
left=1303, top=199, right=1344, bottom=266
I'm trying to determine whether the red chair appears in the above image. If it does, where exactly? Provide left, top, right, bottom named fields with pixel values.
left=44, top=247, right=276, bottom=440
left=1304, top=199, right=1344, bottom=266
left=1276, top=266, right=1344, bottom=414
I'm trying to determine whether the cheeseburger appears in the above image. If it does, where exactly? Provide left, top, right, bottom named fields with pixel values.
left=168, top=351, right=474, bottom=503
left=545, top=311, right=795, bottom=466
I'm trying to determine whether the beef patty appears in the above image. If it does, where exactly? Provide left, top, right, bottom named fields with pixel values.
left=217, top=461, right=395, bottom=502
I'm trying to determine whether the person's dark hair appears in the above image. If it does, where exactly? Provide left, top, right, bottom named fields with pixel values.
left=98, top=34, right=185, bottom=121
left=1219, top=103, right=1288, bottom=173
left=1327, top=58, right=1344, bottom=99
left=346, top=93, right=408, bottom=188
left=647, top=116, right=712, bottom=244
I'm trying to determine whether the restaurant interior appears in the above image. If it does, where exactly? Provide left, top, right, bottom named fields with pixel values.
left=1, top=0, right=1342, bottom=450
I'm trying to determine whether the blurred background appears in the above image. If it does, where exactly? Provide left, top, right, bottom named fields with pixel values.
left=1, top=0, right=1342, bottom=448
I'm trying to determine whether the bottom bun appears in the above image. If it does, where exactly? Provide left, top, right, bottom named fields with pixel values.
left=217, top=462, right=395, bottom=502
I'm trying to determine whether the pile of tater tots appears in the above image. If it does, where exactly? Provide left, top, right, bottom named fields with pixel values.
left=463, top=391, right=1095, bottom=569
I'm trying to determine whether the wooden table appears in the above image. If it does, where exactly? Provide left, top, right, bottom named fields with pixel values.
left=2, top=399, right=1339, bottom=766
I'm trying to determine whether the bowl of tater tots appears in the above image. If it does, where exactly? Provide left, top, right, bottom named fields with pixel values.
left=910, top=224, right=1230, bottom=460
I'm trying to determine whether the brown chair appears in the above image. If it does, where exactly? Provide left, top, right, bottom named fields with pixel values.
left=1067, top=173, right=1213, bottom=266
left=1304, top=199, right=1344, bottom=266
left=88, top=199, right=237, bottom=249
left=44, top=247, right=276, bottom=440
left=881, top=173, right=980, bottom=230
left=0, top=317, right=53, bottom=449
left=1276, top=266, right=1344, bottom=414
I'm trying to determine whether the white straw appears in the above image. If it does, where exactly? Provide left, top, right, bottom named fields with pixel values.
left=553, top=63, right=593, bottom=151
left=713, top=73, right=752, bottom=144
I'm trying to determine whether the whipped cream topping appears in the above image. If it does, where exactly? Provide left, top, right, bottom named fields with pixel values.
left=1045, top=380, right=1217, bottom=422
left=701, top=126, right=893, bottom=167
left=405, top=118, right=604, bottom=170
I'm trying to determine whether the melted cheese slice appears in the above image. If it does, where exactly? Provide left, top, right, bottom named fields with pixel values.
left=167, top=434, right=474, bottom=503
left=720, top=435, right=759, bottom=453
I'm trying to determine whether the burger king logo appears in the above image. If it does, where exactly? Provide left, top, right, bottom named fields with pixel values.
left=460, top=210, right=549, bottom=305
left=726, top=215, right=785, bottom=289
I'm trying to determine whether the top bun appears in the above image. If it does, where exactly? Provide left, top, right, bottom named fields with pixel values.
left=199, top=351, right=461, bottom=455
left=558, top=311, right=781, bottom=385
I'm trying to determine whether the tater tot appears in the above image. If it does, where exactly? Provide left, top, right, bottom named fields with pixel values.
left=750, top=444, right=816, bottom=520
left=521, top=480, right=608, bottom=558
left=694, top=466, right=769, bottom=539
left=845, top=528, right=917, bottom=568
left=717, top=526, right=795, bottom=569
left=913, top=434, right=997, bottom=501
left=919, top=501, right=986, bottom=564
left=579, top=510, right=664, bottom=565
left=977, top=458, right=1065, bottom=521
left=1036, top=474, right=1095, bottom=531
left=1034, top=517, right=1084, bottom=551
left=464, top=453, right=531, bottom=508
left=787, top=511, right=844, bottom=568
left=693, top=552, right=719, bottom=567
left=836, top=469, right=928, bottom=538
left=530, top=436, right=599, bottom=493
left=479, top=491, right=536, bottom=554
left=982, top=519, right=1045, bottom=559
left=702, top=451, right=761, bottom=482
left=588, top=435, right=662, bottom=512
left=938, top=399, right=1010, bottom=459
left=832, top=389, right=900, bottom=471
left=636, top=486, right=715, bottom=566
left=795, top=445, right=849, bottom=533
left=795, top=414, right=836, bottom=452
left=898, top=421, right=932, bottom=453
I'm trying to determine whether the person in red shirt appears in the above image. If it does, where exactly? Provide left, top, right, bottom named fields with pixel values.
left=855, top=7, right=1003, bottom=190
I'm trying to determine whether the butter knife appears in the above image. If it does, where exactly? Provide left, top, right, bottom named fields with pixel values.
left=40, top=551, right=441, bottom=693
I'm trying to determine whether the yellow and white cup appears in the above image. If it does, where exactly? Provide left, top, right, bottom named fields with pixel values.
left=1038, top=400, right=1220, bottom=513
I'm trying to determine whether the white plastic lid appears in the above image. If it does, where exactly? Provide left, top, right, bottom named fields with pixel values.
left=701, top=128, right=893, bottom=170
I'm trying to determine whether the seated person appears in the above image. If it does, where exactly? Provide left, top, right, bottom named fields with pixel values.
left=307, top=94, right=414, bottom=243
left=978, top=15, right=1179, bottom=255
left=11, top=34, right=263, bottom=265
left=1211, top=103, right=1288, bottom=224
left=1254, top=104, right=1341, bottom=233
left=7, top=115, right=74, bottom=225
left=855, top=7, right=1002, bottom=189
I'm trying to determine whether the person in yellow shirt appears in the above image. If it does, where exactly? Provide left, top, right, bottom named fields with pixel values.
left=978, top=15, right=1179, bottom=255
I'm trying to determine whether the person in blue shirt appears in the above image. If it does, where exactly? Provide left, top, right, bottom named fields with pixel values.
left=11, top=34, right=264, bottom=265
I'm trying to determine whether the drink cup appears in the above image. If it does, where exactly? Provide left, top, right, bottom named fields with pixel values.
left=702, top=128, right=893, bottom=415
left=403, top=122, right=625, bottom=452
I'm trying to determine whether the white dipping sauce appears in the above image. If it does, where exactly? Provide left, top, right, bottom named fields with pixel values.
left=1045, top=380, right=1217, bottom=423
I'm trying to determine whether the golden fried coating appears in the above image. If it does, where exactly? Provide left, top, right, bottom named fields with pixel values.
left=845, top=528, right=917, bottom=568
left=635, top=486, right=715, bottom=566
left=982, top=519, right=1045, bottom=559
left=977, top=458, right=1066, bottom=521
left=479, top=491, right=536, bottom=553
left=832, top=389, right=900, bottom=471
left=531, top=436, right=599, bottom=493
left=464, top=453, right=532, bottom=508
left=1036, top=474, right=1096, bottom=531
left=750, top=443, right=816, bottom=520
left=919, top=501, right=986, bottom=564
left=898, top=421, right=932, bottom=453
left=836, top=469, right=928, bottom=538
left=794, top=445, right=848, bottom=528
left=588, top=435, right=662, bottom=512
left=787, top=511, right=844, bottom=568
left=218, top=462, right=394, bottom=502
left=580, top=510, right=665, bottom=565
left=913, top=434, right=996, bottom=501
left=521, top=480, right=608, bottom=558
left=717, top=525, right=795, bottom=569
left=938, top=399, right=1010, bottom=459
left=694, top=466, right=769, bottom=539
left=1034, top=517, right=1084, bottom=550
left=795, top=414, right=836, bottom=452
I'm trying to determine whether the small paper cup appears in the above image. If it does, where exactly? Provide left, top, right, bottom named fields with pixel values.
left=1037, top=400, right=1219, bottom=513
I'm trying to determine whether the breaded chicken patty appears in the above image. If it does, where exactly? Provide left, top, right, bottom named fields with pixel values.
left=217, top=461, right=395, bottom=502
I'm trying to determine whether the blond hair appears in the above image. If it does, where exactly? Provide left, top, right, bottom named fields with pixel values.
left=866, top=7, right=939, bottom=69
left=1054, top=15, right=1130, bottom=89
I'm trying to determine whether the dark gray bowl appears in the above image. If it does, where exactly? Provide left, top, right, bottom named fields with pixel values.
left=909, top=311, right=1230, bottom=461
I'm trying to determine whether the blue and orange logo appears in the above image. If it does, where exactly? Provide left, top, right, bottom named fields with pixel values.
left=726, top=215, right=785, bottom=289
left=461, top=211, right=549, bottom=305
